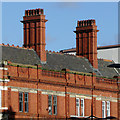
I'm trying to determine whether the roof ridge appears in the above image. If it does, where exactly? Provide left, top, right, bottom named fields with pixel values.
left=46, top=50, right=62, bottom=55
left=0, top=43, right=33, bottom=50
left=103, top=59, right=113, bottom=62
left=98, top=58, right=113, bottom=62
left=46, top=49, right=85, bottom=59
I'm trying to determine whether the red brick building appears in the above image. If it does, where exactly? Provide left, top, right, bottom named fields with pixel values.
left=0, top=8, right=120, bottom=119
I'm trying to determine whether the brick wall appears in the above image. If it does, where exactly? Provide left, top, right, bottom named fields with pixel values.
left=0, top=64, right=119, bottom=119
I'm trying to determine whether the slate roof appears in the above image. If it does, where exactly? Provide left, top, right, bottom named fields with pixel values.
left=0, top=45, right=41, bottom=65
left=98, top=59, right=119, bottom=78
left=43, top=52, right=119, bottom=78
left=43, top=52, right=94, bottom=73
left=0, top=45, right=119, bottom=78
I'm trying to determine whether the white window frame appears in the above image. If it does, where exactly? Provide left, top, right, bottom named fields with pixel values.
left=107, top=101, right=110, bottom=117
left=102, top=101, right=106, bottom=118
left=76, top=98, right=80, bottom=116
left=81, top=98, right=84, bottom=117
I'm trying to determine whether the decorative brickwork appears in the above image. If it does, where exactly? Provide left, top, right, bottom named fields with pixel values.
left=74, top=20, right=99, bottom=69
left=21, top=9, right=48, bottom=63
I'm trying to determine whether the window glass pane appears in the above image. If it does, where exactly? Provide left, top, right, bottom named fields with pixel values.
left=81, top=99, right=84, bottom=117
left=19, top=93, right=22, bottom=101
left=25, top=92, right=28, bottom=112
left=102, top=101, right=105, bottom=118
left=107, top=101, right=110, bottom=117
left=19, top=102, right=23, bottom=112
left=53, top=95, right=57, bottom=115
left=48, top=95, right=52, bottom=115
left=76, top=98, right=80, bottom=116
left=19, top=92, right=23, bottom=112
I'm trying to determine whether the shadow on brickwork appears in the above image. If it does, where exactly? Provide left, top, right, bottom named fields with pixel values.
left=6, top=117, right=118, bottom=120
left=1, top=110, right=118, bottom=120
left=2, top=106, right=15, bottom=120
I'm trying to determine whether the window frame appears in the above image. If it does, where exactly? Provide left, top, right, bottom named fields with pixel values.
left=102, top=101, right=106, bottom=118
left=81, top=98, right=84, bottom=117
left=106, top=101, right=110, bottom=117
left=48, top=95, right=52, bottom=115
left=76, top=98, right=80, bottom=116
left=53, top=95, right=57, bottom=115
left=19, top=92, right=23, bottom=112
left=24, top=92, right=29, bottom=113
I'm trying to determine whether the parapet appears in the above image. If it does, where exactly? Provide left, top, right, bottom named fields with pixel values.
left=77, top=19, right=96, bottom=27
left=25, top=8, right=44, bottom=16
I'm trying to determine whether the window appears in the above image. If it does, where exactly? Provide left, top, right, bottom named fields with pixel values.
left=107, top=101, right=110, bottom=117
left=19, top=92, right=23, bottom=112
left=76, top=98, right=80, bottom=116
left=48, top=95, right=57, bottom=115
left=53, top=95, right=57, bottom=115
left=81, top=99, right=84, bottom=117
left=102, top=101, right=106, bottom=118
left=102, top=101, right=110, bottom=118
left=25, top=92, right=28, bottom=112
left=76, top=98, right=85, bottom=117
left=19, top=92, right=29, bottom=112
left=48, top=95, right=52, bottom=115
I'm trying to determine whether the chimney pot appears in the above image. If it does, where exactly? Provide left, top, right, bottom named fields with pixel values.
left=83, top=21, right=84, bottom=26
left=36, top=9, right=39, bottom=15
left=79, top=21, right=81, bottom=26
left=41, top=9, right=44, bottom=14
left=33, top=9, right=35, bottom=15
left=28, top=10, right=30, bottom=16
left=25, top=10, right=27, bottom=16
left=77, top=21, right=79, bottom=27
left=84, top=20, right=87, bottom=26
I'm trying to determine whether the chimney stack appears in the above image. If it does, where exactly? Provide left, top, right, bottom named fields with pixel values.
left=74, top=19, right=99, bottom=69
left=21, top=8, right=47, bottom=63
